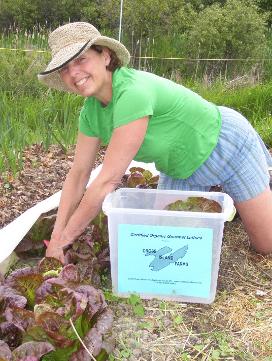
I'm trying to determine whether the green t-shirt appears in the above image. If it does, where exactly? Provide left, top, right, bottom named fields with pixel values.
left=79, top=67, right=221, bottom=179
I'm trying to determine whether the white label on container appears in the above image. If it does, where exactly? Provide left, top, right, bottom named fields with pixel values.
left=118, top=224, right=213, bottom=298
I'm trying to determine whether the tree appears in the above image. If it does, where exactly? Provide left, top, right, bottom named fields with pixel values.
left=121, top=0, right=197, bottom=37
left=0, top=0, right=92, bottom=31
left=81, top=0, right=120, bottom=36
left=184, top=0, right=267, bottom=59
left=256, top=0, right=272, bottom=26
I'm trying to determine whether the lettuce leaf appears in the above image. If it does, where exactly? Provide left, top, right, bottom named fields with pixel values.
left=4, top=306, right=34, bottom=330
left=5, top=268, right=43, bottom=308
left=0, top=321, right=23, bottom=349
left=0, top=340, right=12, bottom=361
left=164, top=197, right=222, bottom=213
left=12, top=341, right=54, bottom=360
left=0, top=285, right=27, bottom=310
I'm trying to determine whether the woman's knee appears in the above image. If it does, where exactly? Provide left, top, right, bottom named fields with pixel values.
left=235, top=187, right=272, bottom=255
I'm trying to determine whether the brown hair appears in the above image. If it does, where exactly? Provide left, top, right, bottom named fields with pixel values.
left=90, top=44, right=122, bottom=72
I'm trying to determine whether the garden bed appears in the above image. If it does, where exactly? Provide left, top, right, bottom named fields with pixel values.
left=0, top=145, right=272, bottom=360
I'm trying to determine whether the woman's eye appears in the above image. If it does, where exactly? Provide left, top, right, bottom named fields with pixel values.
left=59, top=66, right=68, bottom=74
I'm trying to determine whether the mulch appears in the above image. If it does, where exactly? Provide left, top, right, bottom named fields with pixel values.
left=0, top=144, right=105, bottom=228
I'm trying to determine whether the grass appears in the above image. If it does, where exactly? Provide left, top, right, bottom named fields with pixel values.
left=0, top=29, right=271, bottom=176
left=194, top=82, right=272, bottom=146
left=0, top=25, right=48, bottom=50
left=0, top=91, right=82, bottom=175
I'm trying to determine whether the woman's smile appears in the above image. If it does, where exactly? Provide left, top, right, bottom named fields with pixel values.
left=75, top=76, right=90, bottom=88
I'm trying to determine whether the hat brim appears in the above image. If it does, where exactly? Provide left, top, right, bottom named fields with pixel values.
left=38, top=36, right=130, bottom=92
left=39, top=40, right=91, bottom=75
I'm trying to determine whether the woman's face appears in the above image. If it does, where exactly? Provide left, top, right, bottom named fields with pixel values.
left=59, top=48, right=112, bottom=100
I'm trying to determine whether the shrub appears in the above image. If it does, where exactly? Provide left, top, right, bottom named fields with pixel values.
left=183, top=0, right=267, bottom=78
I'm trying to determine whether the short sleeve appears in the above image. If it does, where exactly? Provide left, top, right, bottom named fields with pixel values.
left=78, top=105, right=98, bottom=137
left=113, top=86, right=154, bottom=128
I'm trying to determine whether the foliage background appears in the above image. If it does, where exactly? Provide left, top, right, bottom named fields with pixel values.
left=0, top=0, right=271, bottom=61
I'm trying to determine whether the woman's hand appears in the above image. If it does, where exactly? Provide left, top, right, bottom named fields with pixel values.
left=46, top=242, right=65, bottom=263
left=45, top=230, right=72, bottom=263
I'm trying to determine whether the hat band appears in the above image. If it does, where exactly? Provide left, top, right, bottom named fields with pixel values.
left=39, top=40, right=91, bottom=75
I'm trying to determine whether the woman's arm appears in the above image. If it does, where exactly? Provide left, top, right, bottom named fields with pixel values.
left=60, top=116, right=149, bottom=245
left=46, top=132, right=100, bottom=259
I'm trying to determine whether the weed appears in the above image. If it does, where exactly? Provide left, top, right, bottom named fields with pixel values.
left=179, top=353, right=191, bottom=360
left=103, top=290, right=121, bottom=303
left=138, top=321, right=153, bottom=330
left=127, top=294, right=145, bottom=317
left=119, top=348, right=132, bottom=359
left=173, top=314, right=183, bottom=325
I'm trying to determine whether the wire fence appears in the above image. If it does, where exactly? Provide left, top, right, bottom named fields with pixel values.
left=0, top=45, right=272, bottom=84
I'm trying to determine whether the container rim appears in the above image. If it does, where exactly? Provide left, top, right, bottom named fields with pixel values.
left=102, top=188, right=234, bottom=221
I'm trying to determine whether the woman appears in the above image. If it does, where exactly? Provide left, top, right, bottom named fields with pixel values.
left=38, top=22, right=272, bottom=262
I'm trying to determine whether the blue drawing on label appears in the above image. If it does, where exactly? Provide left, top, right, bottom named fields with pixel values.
left=148, top=245, right=188, bottom=271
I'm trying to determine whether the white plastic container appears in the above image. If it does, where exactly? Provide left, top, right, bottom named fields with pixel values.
left=102, top=188, right=234, bottom=304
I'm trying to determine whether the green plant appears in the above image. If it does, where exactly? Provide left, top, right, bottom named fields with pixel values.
left=0, top=91, right=82, bottom=174
left=173, top=314, right=183, bottom=325
left=211, top=332, right=236, bottom=358
left=190, top=0, right=266, bottom=59
left=127, top=294, right=145, bottom=317
left=183, top=0, right=267, bottom=79
left=119, top=348, right=132, bottom=359
left=179, top=352, right=191, bottom=360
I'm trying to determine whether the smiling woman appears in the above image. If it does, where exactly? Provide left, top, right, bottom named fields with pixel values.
left=58, top=48, right=113, bottom=100
left=37, top=22, right=272, bottom=262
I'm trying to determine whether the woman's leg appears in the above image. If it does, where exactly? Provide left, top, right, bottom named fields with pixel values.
left=159, top=106, right=272, bottom=254
left=220, top=112, right=272, bottom=254
left=235, top=187, right=272, bottom=254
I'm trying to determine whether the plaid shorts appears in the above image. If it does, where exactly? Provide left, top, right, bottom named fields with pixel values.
left=158, top=106, right=272, bottom=203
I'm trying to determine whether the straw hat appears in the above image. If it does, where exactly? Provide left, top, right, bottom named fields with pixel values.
left=38, top=22, right=130, bottom=92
